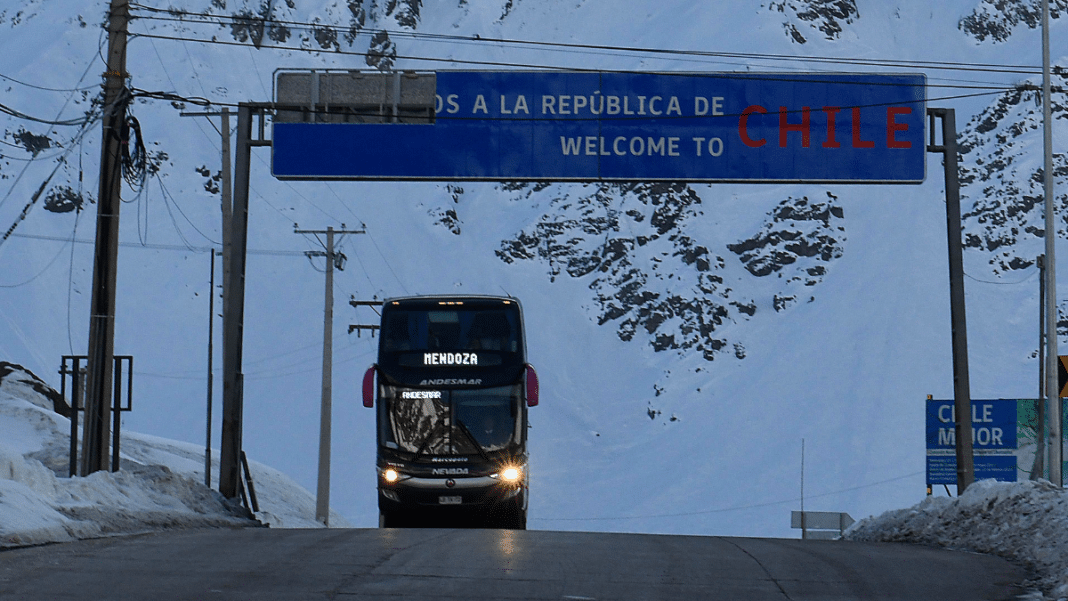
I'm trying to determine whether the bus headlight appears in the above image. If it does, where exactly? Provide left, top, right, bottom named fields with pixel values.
left=383, top=468, right=399, bottom=483
left=500, top=466, right=521, bottom=482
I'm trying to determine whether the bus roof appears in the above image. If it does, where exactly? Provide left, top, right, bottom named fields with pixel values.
left=382, top=295, right=522, bottom=310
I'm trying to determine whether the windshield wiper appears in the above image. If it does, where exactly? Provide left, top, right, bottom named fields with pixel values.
left=409, top=413, right=448, bottom=464
left=454, top=418, right=491, bottom=462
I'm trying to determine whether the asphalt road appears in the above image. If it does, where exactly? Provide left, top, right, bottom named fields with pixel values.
left=0, top=528, right=1027, bottom=600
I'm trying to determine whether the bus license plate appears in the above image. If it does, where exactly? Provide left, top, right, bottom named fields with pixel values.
left=438, top=495, right=462, bottom=505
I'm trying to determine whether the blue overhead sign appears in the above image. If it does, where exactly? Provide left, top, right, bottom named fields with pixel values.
left=272, top=71, right=926, bottom=182
left=926, top=399, right=1018, bottom=485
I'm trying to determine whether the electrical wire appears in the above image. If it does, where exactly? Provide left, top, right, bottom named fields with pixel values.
left=965, top=267, right=1041, bottom=285
left=0, top=217, right=79, bottom=287
left=532, top=470, right=924, bottom=522
left=0, top=71, right=100, bottom=93
left=130, top=29, right=1048, bottom=93
left=6, top=231, right=305, bottom=255
left=125, top=6, right=1051, bottom=78
left=0, top=32, right=105, bottom=217
left=0, top=101, right=94, bottom=126
left=152, top=171, right=220, bottom=245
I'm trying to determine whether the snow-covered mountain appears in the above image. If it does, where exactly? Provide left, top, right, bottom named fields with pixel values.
left=0, top=0, right=1065, bottom=539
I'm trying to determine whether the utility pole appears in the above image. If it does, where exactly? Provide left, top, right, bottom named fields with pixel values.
left=82, top=0, right=131, bottom=475
left=348, top=298, right=383, bottom=337
left=1041, top=0, right=1061, bottom=487
left=205, top=251, right=216, bottom=487
left=295, top=224, right=365, bottom=525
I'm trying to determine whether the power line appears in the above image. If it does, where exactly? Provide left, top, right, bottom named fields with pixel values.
left=5, top=231, right=305, bottom=255
left=0, top=101, right=94, bottom=126
left=130, top=29, right=1050, bottom=88
left=125, top=6, right=1051, bottom=77
left=0, top=214, right=80, bottom=288
left=0, top=71, right=100, bottom=93
left=0, top=34, right=105, bottom=218
left=532, top=471, right=924, bottom=522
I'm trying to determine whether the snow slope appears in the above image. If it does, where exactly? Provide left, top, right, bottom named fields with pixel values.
left=847, top=479, right=1068, bottom=601
left=0, top=362, right=346, bottom=548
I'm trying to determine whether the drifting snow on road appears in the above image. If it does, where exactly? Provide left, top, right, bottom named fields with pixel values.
left=847, top=479, right=1068, bottom=600
left=0, top=362, right=346, bottom=548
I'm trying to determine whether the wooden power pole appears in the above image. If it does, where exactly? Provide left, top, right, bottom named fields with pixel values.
left=82, top=0, right=131, bottom=475
left=294, top=225, right=364, bottom=525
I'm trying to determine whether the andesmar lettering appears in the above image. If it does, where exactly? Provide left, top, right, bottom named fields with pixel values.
left=418, top=378, right=483, bottom=386
left=424, top=352, right=478, bottom=366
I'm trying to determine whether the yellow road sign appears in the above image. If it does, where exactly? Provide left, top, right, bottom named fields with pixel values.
left=1058, top=356, right=1068, bottom=398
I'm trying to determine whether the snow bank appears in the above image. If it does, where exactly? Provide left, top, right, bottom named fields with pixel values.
left=846, top=479, right=1068, bottom=600
left=0, top=361, right=348, bottom=548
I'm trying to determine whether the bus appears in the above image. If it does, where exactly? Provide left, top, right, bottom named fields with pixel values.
left=362, top=295, right=538, bottom=529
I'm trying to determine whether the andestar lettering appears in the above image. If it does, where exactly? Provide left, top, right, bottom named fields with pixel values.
left=401, top=390, right=442, bottom=400
left=424, top=352, right=479, bottom=366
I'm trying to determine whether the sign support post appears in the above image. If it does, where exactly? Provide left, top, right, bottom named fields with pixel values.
left=1041, top=0, right=1061, bottom=487
left=927, top=108, right=974, bottom=493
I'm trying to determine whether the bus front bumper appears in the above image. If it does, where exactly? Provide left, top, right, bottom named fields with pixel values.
left=379, top=474, right=524, bottom=509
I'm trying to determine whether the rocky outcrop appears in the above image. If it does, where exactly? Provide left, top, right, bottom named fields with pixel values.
left=727, top=194, right=845, bottom=286
left=495, top=184, right=845, bottom=361
left=958, top=68, right=1068, bottom=274
left=959, top=0, right=1067, bottom=43
left=768, top=0, right=859, bottom=43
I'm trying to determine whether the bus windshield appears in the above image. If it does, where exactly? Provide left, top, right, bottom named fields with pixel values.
left=380, top=385, right=522, bottom=455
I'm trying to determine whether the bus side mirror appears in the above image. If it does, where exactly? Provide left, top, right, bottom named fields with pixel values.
left=525, top=364, right=539, bottom=407
left=362, top=365, right=376, bottom=408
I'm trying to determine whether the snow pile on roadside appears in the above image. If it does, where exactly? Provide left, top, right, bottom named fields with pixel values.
left=0, top=361, right=348, bottom=548
left=846, top=479, right=1068, bottom=600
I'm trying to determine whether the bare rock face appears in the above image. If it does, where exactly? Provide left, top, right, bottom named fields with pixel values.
left=727, top=194, right=845, bottom=285
left=767, top=0, right=859, bottom=44
left=957, top=68, right=1068, bottom=274
left=494, top=184, right=845, bottom=361
left=959, top=0, right=1067, bottom=43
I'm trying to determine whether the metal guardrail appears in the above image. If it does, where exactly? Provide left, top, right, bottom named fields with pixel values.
left=60, top=355, right=133, bottom=476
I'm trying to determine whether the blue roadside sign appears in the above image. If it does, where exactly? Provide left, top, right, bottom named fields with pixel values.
left=271, top=71, right=926, bottom=182
left=926, top=399, right=1018, bottom=485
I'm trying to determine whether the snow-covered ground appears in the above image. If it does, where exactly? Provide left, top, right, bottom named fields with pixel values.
left=847, top=479, right=1068, bottom=601
left=5, top=358, right=1068, bottom=599
left=0, top=361, right=347, bottom=549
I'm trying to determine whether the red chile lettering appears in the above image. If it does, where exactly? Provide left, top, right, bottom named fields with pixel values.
left=739, top=105, right=767, bottom=148
left=742, top=104, right=912, bottom=151
left=887, top=107, right=912, bottom=149
left=779, top=106, right=811, bottom=148
left=851, top=107, right=875, bottom=149
left=822, top=107, right=841, bottom=149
